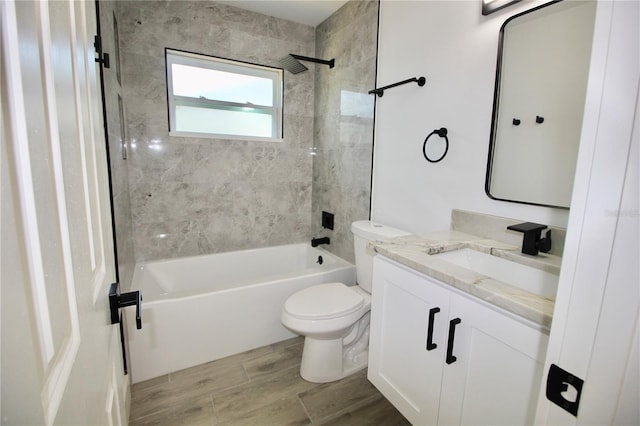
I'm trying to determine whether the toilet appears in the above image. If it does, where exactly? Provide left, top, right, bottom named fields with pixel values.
left=281, top=220, right=409, bottom=383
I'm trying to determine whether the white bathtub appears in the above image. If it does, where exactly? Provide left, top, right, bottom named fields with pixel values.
left=125, top=243, right=356, bottom=383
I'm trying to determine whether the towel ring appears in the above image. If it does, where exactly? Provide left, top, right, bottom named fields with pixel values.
left=423, top=128, right=449, bottom=163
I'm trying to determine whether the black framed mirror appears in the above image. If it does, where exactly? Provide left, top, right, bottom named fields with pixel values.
left=485, top=0, right=596, bottom=209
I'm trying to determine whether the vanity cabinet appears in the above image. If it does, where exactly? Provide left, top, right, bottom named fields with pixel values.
left=368, top=256, right=549, bottom=425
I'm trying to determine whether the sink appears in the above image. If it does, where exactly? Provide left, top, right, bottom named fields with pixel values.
left=432, top=248, right=558, bottom=299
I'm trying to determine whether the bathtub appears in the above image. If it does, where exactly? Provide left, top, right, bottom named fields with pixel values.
left=125, top=243, right=356, bottom=383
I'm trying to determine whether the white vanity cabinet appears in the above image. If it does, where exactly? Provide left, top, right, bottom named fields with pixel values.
left=368, top=256, right=549, bottom=425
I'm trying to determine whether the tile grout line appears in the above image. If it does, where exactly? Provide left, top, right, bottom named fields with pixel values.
left=130, top=363, right=249, bottom=424
left=209, top=394, right=218, bottom=426
left=239, top=357, right=252, bottom=383
left=313, top=393, right=383, bottom=426
left=296, top=392, right=315, bottom=425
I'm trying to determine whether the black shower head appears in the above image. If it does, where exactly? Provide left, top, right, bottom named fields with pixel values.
left=279, top=54, right=335, bottom=74
left=279, top=54, right=308, bottom=74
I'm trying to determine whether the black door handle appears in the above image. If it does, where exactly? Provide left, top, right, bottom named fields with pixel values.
left=109, top=282, right=142, bottom=329
left=445, top=318, right=461, bottom=364
left=426, top=307, right=440, bottom=351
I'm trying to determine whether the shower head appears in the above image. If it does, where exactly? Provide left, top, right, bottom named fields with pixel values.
left=279, top=54, right=308, bottom=74
left=279, top=54, right=335, bottom=74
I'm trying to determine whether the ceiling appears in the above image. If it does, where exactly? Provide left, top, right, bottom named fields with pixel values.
left=216, top=0, right=349, bottom=27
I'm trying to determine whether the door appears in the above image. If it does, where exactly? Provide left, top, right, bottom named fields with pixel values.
left=1, top=0, right=128, bottom=424
left=534, top=1, right=639, bottom=424
left=369, top=258, right=451, bottom=425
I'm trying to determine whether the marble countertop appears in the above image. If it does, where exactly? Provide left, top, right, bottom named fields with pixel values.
left=370, top=230, right=561, bottom=329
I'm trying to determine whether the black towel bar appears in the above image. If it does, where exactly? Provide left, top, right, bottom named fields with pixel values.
left=369, top=76, right=426, bottom=97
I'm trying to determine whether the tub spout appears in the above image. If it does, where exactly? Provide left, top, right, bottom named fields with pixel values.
left=311, top=237, right=330, bottom=247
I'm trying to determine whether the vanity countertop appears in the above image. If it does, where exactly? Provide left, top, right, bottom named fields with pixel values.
left=370, top=230, right=561, bottom=329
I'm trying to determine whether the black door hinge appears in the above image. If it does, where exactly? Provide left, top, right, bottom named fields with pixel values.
left=94, top=35, right=111, bottom=68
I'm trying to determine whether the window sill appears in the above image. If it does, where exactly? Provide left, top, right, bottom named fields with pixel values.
left=169, top=130, right=283, bottom=143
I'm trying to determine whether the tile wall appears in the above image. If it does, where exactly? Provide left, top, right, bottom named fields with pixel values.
left=311, top=1, right=379, bottom=263
left=118, top=1, right=316, bottom=261
left=116, top=0, right=378, bottom=264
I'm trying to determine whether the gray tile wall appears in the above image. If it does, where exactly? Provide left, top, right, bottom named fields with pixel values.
left=117, top=1, right=316, bottom=261
left=100, top=1, right=136, bottom=289
left=312, top=1, right=379, bottom=263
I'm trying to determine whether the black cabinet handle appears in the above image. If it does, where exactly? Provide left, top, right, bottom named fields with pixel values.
left=426, top=307, right=440, bottom=351
left=446, top=318, right=461, bottom=364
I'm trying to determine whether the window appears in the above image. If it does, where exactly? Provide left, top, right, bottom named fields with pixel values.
left=166, top=49, right=283, bottom=140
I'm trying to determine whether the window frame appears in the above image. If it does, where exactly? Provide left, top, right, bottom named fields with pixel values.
left=165, top=48, right=284, bottom=142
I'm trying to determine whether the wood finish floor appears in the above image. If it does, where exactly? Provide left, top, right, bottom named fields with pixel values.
left=129, top=336, right=410, bottom=426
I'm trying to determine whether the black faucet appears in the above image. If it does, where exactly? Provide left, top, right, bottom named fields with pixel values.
left=311, top=237, right=330, bottom=247
left=506, top=222, right=552, bottom=256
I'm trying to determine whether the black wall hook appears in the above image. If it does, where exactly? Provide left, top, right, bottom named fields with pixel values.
left=513, top=118, right=521, bottom=126
left=536, top=115, right=545, bottom=124
left=423, top=128, right=449, bottom=163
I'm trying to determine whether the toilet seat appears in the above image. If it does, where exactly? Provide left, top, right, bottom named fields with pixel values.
left=284, top=283, right=364, bottom=320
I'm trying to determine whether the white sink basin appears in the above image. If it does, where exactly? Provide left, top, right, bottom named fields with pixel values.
left=433, top=248, right=558, bottom=299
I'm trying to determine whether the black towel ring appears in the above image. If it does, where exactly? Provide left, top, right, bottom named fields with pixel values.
left=423, top=128, right=449, bottom=163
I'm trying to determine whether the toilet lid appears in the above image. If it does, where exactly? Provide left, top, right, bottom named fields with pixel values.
left=284, top=283, right=364, bottom=320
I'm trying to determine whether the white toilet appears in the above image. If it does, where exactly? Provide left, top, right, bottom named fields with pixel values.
left=281, top=220, right=409, bottom=383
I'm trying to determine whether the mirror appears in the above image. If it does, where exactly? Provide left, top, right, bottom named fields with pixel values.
left=485, top=0, right=596, bottom=208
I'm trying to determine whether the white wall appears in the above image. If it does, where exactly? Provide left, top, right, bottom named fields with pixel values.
left=372, top=0, right=571, bottom=234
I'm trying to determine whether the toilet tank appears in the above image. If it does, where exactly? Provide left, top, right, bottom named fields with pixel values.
left=351, top=221, right=410, bottom=293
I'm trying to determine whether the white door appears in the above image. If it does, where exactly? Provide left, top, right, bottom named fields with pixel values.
left=1, top=0, right=128, bottom=424
left=534, top=0, right=639, bottom=424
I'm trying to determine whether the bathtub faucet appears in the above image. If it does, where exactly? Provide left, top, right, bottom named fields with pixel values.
left=311, top=237, right=330, bottom=247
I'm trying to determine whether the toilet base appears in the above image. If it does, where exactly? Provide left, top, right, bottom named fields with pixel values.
left=300, top=337, right=344, bottom=382
left=299, top=315, right=370, bottom=383
left=299, top=338, right=369, bottom=383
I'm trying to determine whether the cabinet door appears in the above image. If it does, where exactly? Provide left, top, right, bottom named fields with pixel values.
left=369, top=258, right=451, bottom=425
left=438, top=292, right=549, bottom=426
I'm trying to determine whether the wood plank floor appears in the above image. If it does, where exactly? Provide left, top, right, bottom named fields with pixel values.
left=129, top=336, right=410, bottom=425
